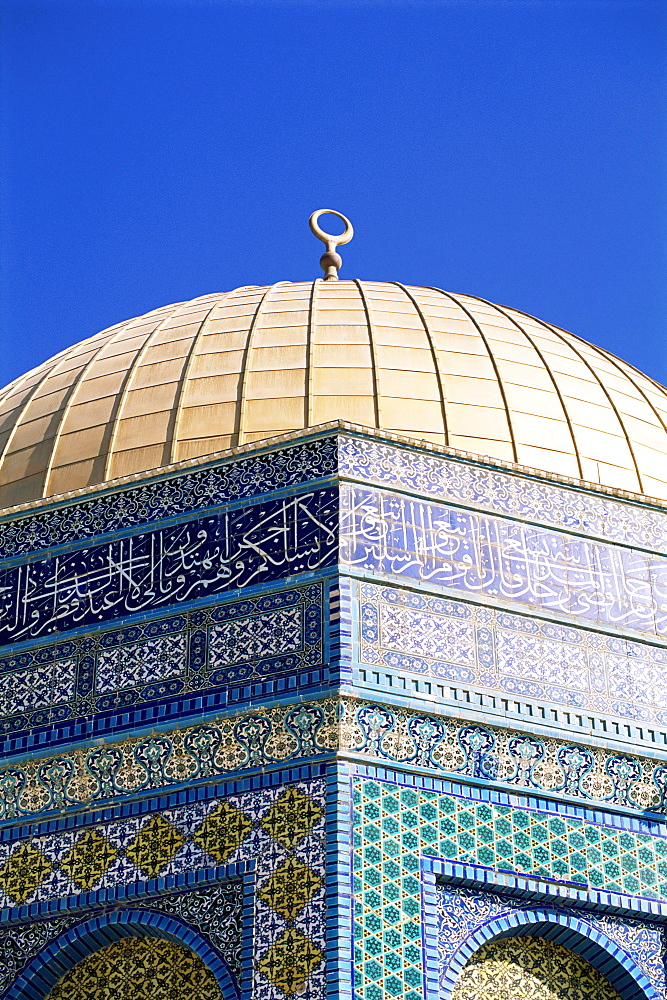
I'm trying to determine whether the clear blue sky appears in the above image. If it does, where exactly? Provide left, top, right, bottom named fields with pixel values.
left=1, top=0, right=665, bottom=389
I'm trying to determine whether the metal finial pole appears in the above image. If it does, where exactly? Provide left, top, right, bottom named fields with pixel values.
left=309, top=209, right=354, bottom=281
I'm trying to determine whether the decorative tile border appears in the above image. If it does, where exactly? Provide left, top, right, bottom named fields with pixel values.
left=0, top=582, right=325, bottom=744
left=0, top=698, right=338, bottom=823
left=0, top=436, right=337, bottom=560
left=338, top=434, right=667, bottom=553
left=340, top=484, right=667, bottom=641
left=339, top=698, right=667, bottom=814
left=1, top=692, right=665, bottom=825
left=356, top=581, right=667, bottom=726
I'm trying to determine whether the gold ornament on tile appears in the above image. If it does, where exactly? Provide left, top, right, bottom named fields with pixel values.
left=260, top=786, right=324, bottom=850
left=258, top=855, right=324, bottom=920
left=46, top=935, right=223, bottom=1000
left=258, top=926, right=324, bottom=996
left=0, top=841, right=53, bottom=905
left=192, top=800, right=254, bottom=863
left=125, top=814, right=186, bottom=879
left=60, top=829, right=118, bottom=892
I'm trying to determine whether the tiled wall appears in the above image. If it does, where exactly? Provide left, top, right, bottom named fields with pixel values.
left=0, top=774, right=327, bottom=1000
left=0, top=582, right=328, bottom=752
left=2, top=693, right=664, bottom=826
left=352, top=771, right=667, bottom=1000
left=341, top=484, right=667, bottom=641
left=0, top=699, right=338, bottom=822
left=0, top=489, right=337, bottom=645
left=437, top=885, right=665, bottom=998
left=338, top=434, right=667, bottom=552
left=357, top=581, right=667, bottom=726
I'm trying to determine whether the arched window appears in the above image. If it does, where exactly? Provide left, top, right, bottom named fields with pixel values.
left=45, top=935, right=222, bottom=999
left=452, top=936, right=622, bottom=1000
left=8, top=910, right=239, bottom=1000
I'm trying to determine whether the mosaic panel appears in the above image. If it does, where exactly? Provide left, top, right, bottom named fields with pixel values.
left=450, top=937, right=622, bottom=1000
left=340, top=699, right=667, bottom=812
left=95, top=633, right=186, bottom=693
left=358, top=581, right=667, bottom=725
left=46, top=936, right=224, bottom=1000
left=0, top=656, right=76, bottom=716
left=0, top=778, right=326, bottom=1000
left=0, top=583, right=323, bottom=738
left=339, top=434, right=667, bottom=552
left=0, top=882, right=244, bottom=995
left=0, top=698, right=337, bottom=821
left=0, top=435, right=337, bottom=559
left=352, top=775, right=667, bottom=1000
left=1, top=694, right=663, bottom=825
left=0, top=487, right=336, bottom=644
left=437, top=884, right=665, bottom=998
left=3, top=429, right=666, bottom=565
left=341, top=484, right=667, bottom=640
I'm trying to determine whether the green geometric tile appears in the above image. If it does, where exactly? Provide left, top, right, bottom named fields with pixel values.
left=352, top=775, right=667, bottom=1000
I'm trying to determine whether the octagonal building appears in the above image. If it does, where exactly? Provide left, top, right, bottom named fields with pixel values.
left=0, top=224, right=666, bottom=1000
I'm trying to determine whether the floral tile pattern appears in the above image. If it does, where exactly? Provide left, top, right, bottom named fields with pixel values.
left=358, top=581, right=667, bottom=725
left=1, top=694, right=664, bottom=826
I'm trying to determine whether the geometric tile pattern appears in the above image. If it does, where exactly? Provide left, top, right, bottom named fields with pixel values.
left=358, top=581, right=667, bottom=725
left=260, top=787, right=325, bottom=849
left=450, top=937, right=622, bottom=1000
left=0, top=840, right=53, bottom=905
left=95, top=634, right=186, bottom=694
left=339, top=434, right=667, bottom=553
left=0, top=780, right=325, bottom=905
left=125, top=815, right=186, bottom=878
left=253, top=783, right=327, bottom=1000
left=340, top=484, right=667, bottom=641
left=353, top=775, right=667, bottom=1000
left=192, top=801, right=254, bottom=863
left=0, top=583, right=324, bottom=738
left=60, top=829, right=119, bottom=891
left=258, top=856, right=324, bottom=920
left=0, top=778, right=327, bottom=1000
left=257, top=927, right=324, bottom=998
left=45, top=936, right=224, bottom=999
left=0, top=697, right=338, bottom=822
left=437, top=885, right=666, bottom=998
left=209, top=607, right=302, bottom=666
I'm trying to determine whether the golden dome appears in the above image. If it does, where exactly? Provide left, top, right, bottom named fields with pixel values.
left=1, top=279, right=667, bottom=508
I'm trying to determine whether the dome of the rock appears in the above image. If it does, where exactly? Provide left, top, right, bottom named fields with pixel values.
left=1, top=279, right=666, bottom=508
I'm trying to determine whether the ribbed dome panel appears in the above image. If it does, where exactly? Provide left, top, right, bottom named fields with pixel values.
left=1, top=280, right=666, bottom=507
